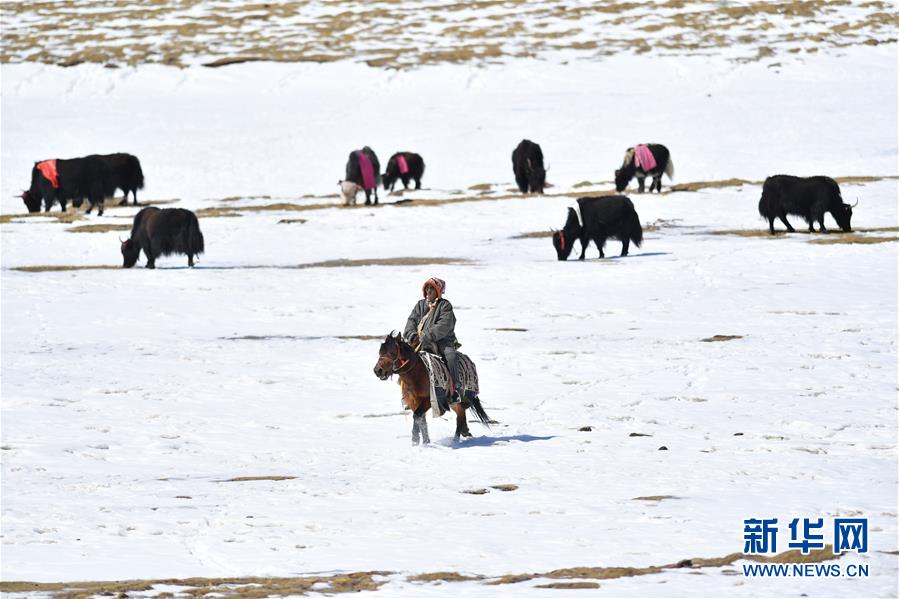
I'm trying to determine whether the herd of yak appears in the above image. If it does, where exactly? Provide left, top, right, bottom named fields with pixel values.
left=16, top=140, right=857, bottom=268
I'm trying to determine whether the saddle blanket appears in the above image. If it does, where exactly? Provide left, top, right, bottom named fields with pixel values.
left=634, top=144, right=657, bottom=172
left=402, top=351, right=479, bottom=417
left=37, top=159, right=59, bottom=188
left=357, top=151, right=376, bottom=190
left=396, top=154, right=409, bottom=175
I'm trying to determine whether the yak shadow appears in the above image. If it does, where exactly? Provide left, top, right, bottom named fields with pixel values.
left=435, top=434, right=557, bottom=449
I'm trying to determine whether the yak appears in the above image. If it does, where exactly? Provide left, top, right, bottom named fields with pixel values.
left=342, top=146, right=381, bottom=205
left=383, top=152, right=425, bottom=191
left=512, top=139, right=546, bottom=194
left=552, top=195, right=643, bottom=260
left=758, top=175, right=855, bottom=234
left=615, top=143, right=674, bottom=193
left=121, top=207, right=204, bottom=269
left=91, top=153, right=145, bottom=205
left=20, top=155, right=113, bottom=215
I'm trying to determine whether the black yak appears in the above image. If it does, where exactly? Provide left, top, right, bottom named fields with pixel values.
left=121, top=207, right=204, bottom=269
left=342, top=146, right=381, bottom=205
left=20, top=156, right=114, bottom=215
left=615, top=144, right=674, bottom=193
left=758, top=175, right=855, bottom=234
left=552, top=196, right=643, bottom=260
left=383, top=152, right=425, bottom=191
left=512, top=139, right=546, bottom=194
left=92, top=153, right=144, bottom=205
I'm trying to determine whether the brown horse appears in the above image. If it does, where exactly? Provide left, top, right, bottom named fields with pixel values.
left=373, top=332, right=490, bottom=445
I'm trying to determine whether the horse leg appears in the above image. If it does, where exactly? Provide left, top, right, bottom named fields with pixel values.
left=417, top=414, right=430, bottom=445
left=411, top=417, right=421, bottom=446
left=453, top=404, right=471, bottom=443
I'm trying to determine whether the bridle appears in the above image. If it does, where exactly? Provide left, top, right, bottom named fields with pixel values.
left=386, top=336, right=414, bottom=375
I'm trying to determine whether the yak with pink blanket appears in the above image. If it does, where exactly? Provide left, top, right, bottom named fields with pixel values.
left=614, top=143, right=674, bottom=193
left=383, top=152, right=425, bottom=192
left=339, top=146, right=381, bottom=205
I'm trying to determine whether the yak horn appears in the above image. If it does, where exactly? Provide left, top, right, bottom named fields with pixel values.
left=851, top=198, right=859, bottom=208
left=545, top=161, right=551, bottom=172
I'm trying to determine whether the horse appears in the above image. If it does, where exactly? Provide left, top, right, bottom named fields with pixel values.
left=373, top=332, right=490, bottom=445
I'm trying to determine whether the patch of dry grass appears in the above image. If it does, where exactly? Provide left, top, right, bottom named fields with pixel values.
left=66, top=223, right=132, bottom=233
left=407, top=572, right=484, bottom=583
left=12, top=265, right=119, bottom=273
left=671, top=178, right=758, bottom=192
left=3, top=0, right=894, bottom=69
left=510, top=231, right=553, bottom=239
left=217, top=476, right=297, bottom=482
left=633, top=495, right=678, bottom=501
left=0, top=572, right=391, bottom=597
left=701, top=335, right=744, bottom=342
left=809, top=234, right=898, bottom=245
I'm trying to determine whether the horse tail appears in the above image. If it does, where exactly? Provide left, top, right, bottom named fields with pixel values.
left=468, top=396, right=491, bottom=428
left=664, top=155, right=675, bottom=181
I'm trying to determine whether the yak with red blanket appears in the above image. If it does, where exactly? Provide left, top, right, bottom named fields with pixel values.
left=20, top=155, right=114, bottom=215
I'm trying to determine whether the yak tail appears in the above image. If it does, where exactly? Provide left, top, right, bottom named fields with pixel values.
left=758, top=180, right=772, bottom=219
left=132, top=156, right=145, bottom=190
left=188, top=214, right=205, bottom=255
left=467, top=396, right=491, bottom=428
left=664, top=156, right=675, bottom=181
left=629, top=209, right=644, bottom=248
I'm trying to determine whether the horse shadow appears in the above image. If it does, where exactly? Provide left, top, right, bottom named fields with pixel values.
left=434, top=434, right=557, bottom=449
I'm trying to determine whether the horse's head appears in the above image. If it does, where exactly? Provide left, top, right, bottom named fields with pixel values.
left=374, top=332, right=408, bottom=380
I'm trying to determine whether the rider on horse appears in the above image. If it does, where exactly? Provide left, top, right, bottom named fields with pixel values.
left=404, top=277, right=462, bottom=402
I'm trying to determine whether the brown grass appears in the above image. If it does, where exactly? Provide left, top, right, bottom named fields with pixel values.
left=510, top=231, right=553, bottom=239
left=407, top=572, right=484, bottom=583
left=297, top=257, right=474, bottom=269
left=537, top=582, right=601, bottom=589
left=671, top=178, right=758, bottom=192
left=12, top=265, right=120, bottom=273
left=809, top=234, right=898, bottom=245
left=0, top=572, right=391, bottom=598
left=701, top=335, right=743, bottom=342
left=216, top=476, right=297, bottom=482
left=710, top=227, right=898, bottom=240
left=633, top=495, right=678, bottom=501
left=490, top=484, right=519, bottom=491
left=66, top=223, right=132, bottom=233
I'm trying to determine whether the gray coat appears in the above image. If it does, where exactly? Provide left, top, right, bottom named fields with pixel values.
left=404, top=298, right=459, bottom=353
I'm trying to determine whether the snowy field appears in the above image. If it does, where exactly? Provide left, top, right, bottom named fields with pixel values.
left=1, top=6, right=898, bottom=598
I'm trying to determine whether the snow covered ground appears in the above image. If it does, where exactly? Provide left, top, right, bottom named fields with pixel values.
left=1, top=28, right=897, bottom=599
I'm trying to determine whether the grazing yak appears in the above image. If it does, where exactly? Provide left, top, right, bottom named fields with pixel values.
left=342, top=146, right=381, bottom=205
left=615, top=143, right=674, bottom=193
left=383, top=152, right=425, bottom=191
left=20, top=155, right=113, bottom=215
left=552, top=196, right=643, bottom=260
left=758, top=175, right=855, bottom=234
left=512, top=139, right=546, bottom=194
left=121, top=207, right=204, bottom=269
left=92, top=153, right=145, bottom=205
